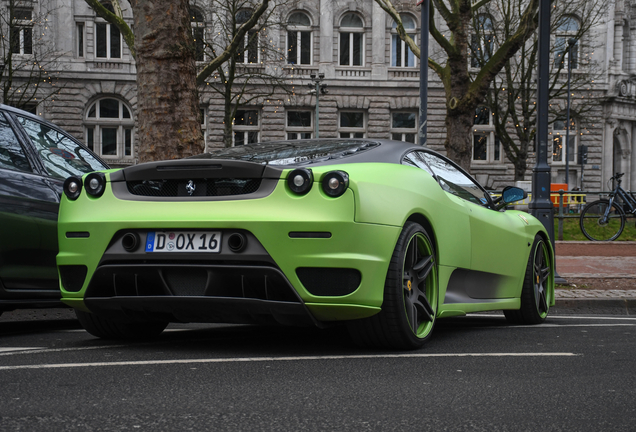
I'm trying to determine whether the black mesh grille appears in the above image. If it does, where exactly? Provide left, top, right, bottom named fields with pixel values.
left=126, top=178, right=262, bottom=197
left=296, top=268, right=361, bottom=296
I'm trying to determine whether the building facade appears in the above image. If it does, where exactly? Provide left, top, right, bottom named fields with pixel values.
left=2, top=0, right=636, bottom=191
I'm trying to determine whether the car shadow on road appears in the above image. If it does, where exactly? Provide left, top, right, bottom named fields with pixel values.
left=0, top=310, right=514, bottom=354
left=73, top=314, right=514, bottom=355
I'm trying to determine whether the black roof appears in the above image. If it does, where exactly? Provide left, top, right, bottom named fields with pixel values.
left=190, top=139, right=424, bottom=167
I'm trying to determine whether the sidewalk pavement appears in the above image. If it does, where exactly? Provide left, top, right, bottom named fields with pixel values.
left=554, top=241, right=636, bottom=314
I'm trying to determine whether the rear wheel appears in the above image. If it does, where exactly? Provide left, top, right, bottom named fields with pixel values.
left=348, top=222, right=438, bottom=350
left=580, top=199, right=625, bottom=241
left=504, top=235, right=553, bottom=324
left=76, top=310, right=168, bottom=340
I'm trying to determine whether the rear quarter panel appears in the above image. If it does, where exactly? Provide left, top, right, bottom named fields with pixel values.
left=344, top=162, right=472, bottom=270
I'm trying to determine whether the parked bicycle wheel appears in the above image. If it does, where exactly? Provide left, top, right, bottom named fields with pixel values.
left=579, top=199, right=626, bottom=241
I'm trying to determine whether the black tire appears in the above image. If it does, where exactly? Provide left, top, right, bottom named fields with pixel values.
left=348, top=222, right=438, bottom=350
left=504, top=235, right=553, bottom=325
left=76, top=310, right=168, bottom=340
left=580, top=199, right=625, bottom=241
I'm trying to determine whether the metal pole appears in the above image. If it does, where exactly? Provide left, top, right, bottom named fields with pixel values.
left=530, top=0, right=566, bottom=284
left=315, top=80, right=320, bottom=139
left=565, top=39, right=574, bottom=187
left=419, top=0, right=429, bottom=146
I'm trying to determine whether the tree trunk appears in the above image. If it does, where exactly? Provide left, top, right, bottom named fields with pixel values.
left=130, top=0, right=203, bottom=162
left=444, top=108, right=473, bottom=171
left=223, top=103, right=234, bottom=148
left=514, top=157, right=527, bottom=182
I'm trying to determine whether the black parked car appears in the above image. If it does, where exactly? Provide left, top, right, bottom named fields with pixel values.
left=0, top=104, right=108, bottom=315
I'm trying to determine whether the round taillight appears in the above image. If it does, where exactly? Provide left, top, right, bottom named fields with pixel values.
left=85, top=172, right=106, bottom=198
left=63, top=176, right=83, bottom=200
left=322, top=171, right=349, bottom=197
left=287, top=168, right=313, bottom=195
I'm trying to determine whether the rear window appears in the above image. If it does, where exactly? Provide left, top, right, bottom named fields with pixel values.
left=17, top=115, right=108, bottom=179
left=195, top=140, right=380, bottom=166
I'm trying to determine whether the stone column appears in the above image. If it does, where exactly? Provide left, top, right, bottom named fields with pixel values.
left=607, top=5, right=616, bottom=70
left=320, top=0, right=335, bottom=78
left=371, top=1, right=387, bottom=80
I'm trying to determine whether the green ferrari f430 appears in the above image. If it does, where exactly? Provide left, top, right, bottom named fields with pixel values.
left=57, top=139, right=554, bottom=349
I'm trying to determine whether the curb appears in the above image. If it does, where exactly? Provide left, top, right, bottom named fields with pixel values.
left=554, top=298, right=636, bottom=315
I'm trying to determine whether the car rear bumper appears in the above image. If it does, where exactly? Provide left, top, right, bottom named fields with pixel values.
left=57, top=179, right=401, bottom=325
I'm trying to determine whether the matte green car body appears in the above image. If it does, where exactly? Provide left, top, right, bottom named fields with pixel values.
left=57, top=161, right=554, bottom=324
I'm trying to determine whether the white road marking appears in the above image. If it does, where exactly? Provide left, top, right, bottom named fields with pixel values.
left=469, top=314, right=636, bottom=321
left=0, top=344, right=130, bottom=357
left=0, top=352, right=578, bottom=371
left=0, top=347, right=44, bottom=353
left=59, top=328, right=191, bottom=333
left=502, top=324, right=636, bottom=328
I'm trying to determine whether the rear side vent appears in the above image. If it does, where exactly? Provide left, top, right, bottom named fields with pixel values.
left=59, top=265, right=88, bottom=292
left=296, top=268, right=361, bottom=296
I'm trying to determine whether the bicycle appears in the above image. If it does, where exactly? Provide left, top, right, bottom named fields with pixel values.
left=579, top=172, right=636, bottom=241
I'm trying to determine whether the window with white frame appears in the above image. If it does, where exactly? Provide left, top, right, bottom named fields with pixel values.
left=472, top=106, right=501, bottom=163
left=287, top=12, right=312, bottom=65
left=191, top=7, right=205, bottom=62
left=339, top=111, right=366, bottom=138
left=234, top=109, right=260, bottom=145
left=552, top=118, right=576, bottom=164
left=84, top=98, right=134, bottom=158
left=77, top=22, right=85, bottom=58
left=339, top=13, right=364, bottom=66
left=286, top=110, right=312, bottom=139
left=95, top=2, right=121, bottom=59
left=391, top=15, right=416, bottom=68
left=10, top=8, right=33, bottom=55
left=391, top=112, right=417, bottom=143
left=554, top=16, right=579, bottom=69
left=471, top=14, right=494, bottom=68
left=236, top=10, right=259, bottom=64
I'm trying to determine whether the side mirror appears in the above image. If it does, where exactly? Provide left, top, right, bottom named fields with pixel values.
left=495, top=186, right=527, bottom=210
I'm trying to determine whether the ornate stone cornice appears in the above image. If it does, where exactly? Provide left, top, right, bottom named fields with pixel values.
left=615, top=78, right=636, bottom=97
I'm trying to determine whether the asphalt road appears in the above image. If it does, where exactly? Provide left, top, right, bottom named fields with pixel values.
left=1, top=311, right=635, bottom=431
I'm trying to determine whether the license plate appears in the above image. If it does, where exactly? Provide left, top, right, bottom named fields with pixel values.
left=145, top=231, right=221, bottom=253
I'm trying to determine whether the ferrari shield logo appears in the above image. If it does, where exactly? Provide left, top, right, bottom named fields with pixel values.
left=186, top=180, right=196, bottom=196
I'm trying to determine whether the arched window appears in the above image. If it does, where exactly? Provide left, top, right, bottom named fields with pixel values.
left=391, top=15, right=416, bottom=68
left=190, top=7, right=205, bottom=62
left=339, top=13, right=364, bottom=66
left=287, top=12, right=312, bottom=65
left=554, top=16, right=579, bottom=69
left=84, top=98, right=134, bottom=158
left=236, top=9, right=258, bottom=64
left=552, top=117, right=576, bottom=164
left=95, top=2, right=121, bottom=59
left=472, top=106, right=501, bottom=163
left=471, top=15, right=494, bottom=68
